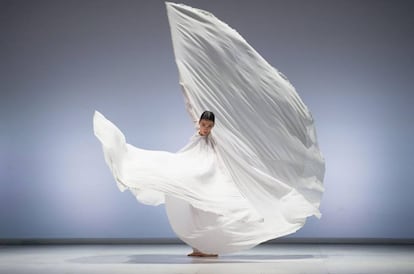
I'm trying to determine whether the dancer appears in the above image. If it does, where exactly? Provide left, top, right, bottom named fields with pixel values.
left=93, top=2, right=325, bottom=256
left=183, top=111, right=218, bottom=257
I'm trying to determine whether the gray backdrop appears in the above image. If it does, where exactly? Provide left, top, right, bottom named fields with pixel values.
left=1, top=0, right=413, bottom=240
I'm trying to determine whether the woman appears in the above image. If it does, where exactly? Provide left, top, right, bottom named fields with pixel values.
left=93, top=2, right=325, bottom=257
left=185, top=111, right=218, bottom=257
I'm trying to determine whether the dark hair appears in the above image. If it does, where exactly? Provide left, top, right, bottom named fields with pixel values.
left=199, top=110, right=215, bottom=123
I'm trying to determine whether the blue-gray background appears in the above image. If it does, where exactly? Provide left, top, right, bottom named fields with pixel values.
left=1, top=0, right=413, bottom=240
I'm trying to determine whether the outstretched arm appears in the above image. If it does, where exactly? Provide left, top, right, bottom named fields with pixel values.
left=179, top=80, right=198, bottom=129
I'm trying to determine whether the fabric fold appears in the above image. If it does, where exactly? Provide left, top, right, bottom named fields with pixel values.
left=92, top=2, right=325, bottom=254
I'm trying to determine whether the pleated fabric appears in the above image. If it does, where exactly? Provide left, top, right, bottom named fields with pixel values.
left=92, top=2, right=325, bottom=254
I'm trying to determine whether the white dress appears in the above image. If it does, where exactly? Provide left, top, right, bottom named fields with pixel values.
left=93, top=2, right=325, bottom=255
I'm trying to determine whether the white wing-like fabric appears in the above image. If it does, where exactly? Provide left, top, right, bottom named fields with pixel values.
left=166, top=2, right=325, bottom=228
left=93, top=2, right=325, bottom=255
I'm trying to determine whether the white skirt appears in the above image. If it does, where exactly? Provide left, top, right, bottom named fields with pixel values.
left=93, top=110, right=310, bottom=254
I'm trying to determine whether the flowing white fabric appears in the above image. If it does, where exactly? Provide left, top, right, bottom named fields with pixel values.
left=93, top=2, right=325, bottom=254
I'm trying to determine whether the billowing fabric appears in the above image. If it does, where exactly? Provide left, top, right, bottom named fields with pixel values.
left=93, top=2, right=325, bottom=254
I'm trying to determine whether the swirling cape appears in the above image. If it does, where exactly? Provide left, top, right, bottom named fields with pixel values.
left=93, top=2, right=326, bottom=254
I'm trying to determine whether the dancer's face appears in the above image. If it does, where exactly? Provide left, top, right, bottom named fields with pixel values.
left=198, top=119, right=214, bottom=136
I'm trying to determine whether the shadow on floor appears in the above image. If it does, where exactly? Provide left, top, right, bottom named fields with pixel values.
left=67, top=253, right=326, bottom=264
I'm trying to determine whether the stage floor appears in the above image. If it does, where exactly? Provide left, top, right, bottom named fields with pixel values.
left=0, top=243, right=413, bottom=273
